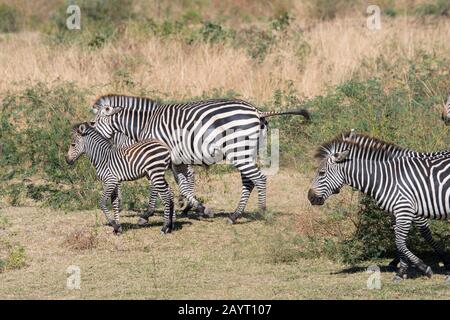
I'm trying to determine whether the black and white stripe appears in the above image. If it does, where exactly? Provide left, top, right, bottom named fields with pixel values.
left=90, top=95, right=310, bottom=223
left=111, top=132, right=195, bottom=222
left=308, top=130, right=450, bottom=281
left=65, top=123, right=176, bottom=234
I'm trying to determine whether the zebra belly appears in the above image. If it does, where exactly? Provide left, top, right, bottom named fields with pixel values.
left=151, top=124, right=263, bottom=166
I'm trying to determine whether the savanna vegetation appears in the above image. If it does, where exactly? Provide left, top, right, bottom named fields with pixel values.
left=0, top=0, right=449, bottom=299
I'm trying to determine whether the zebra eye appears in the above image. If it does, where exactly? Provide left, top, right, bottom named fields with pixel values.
left=318, top=170, right=326, bottom=176
left=71, top=143, right=76, bottom=147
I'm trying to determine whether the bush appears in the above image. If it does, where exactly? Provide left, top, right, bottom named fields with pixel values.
left=0, top=4, right=20, bottom=33
left=64, top=228, right=98, bottom=250
left=334, top=197, right=450, bottom=265
left=268, top=52, right=450, bottom=263
left=0, top=244, right=27, bottom=272
left=415, top=0, right=449, bottom=16
left=0, top=82, right=158, bottom=211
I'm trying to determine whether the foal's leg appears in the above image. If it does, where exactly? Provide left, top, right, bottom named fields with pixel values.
left=138, top=182, right=158, bottom=226
left=149, top=171, right=175, bottom=234
left=100, top=181, right=121, bottom=234
left=111, top=184, right=123, bottom=234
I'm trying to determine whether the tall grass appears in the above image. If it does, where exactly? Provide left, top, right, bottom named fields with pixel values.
left=1, top=0, right=450, bottom=263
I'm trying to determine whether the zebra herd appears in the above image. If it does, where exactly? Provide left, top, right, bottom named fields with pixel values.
left=66, top=93, right=450, bottom=282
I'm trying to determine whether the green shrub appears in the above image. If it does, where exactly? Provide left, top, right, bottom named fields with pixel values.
left=0, top=4, right=20, bottom=33
left=267, top=52, right=450, bottom=263
left=415, top=0, right=449, bottom=16
left=335, top=197, right=450, bottom=265
left=0, top=244, right=27, bottom=272
left=234, top=27, right=275, bottom=62
left=384, top=7, right=397, bottom=17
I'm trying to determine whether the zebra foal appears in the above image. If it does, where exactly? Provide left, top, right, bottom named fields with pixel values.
left=308, top=130, right=450, bottom=281
left=65, top=123, right=176, bottom=234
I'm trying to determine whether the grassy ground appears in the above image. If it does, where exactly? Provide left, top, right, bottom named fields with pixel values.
left=1, top=0, right=450, bottom=300
left=1, top=170, right=450, bottom=299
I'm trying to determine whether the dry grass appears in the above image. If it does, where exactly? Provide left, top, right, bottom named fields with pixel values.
left=1, top=17, right=449, bottom=101
left=63, top=228, right=98, bottom=251
left=1, top=1, right=450, bottom=299
left=1, top=170, right=450, bottom=299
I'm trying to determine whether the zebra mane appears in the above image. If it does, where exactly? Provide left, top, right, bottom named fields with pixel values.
left=315, top=131, right=409, bottom=160
left=94, top=94, right=157, bottom=108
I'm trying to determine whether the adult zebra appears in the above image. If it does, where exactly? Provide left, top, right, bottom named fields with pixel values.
left=65, top=123, right=176, bottom=234
left=442, top=93, right=450, bottom=125
left=90, top=95, right=310, bottom=223
left=308, top=131, right=450, bottom=281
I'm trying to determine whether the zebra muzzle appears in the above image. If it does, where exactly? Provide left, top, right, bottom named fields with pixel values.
left=65, top=154, right=74, bottom=165
left=307, top=189, right=325, bottom=206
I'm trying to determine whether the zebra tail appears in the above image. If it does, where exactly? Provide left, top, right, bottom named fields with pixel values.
left=258, top=109, right=311, bottom=121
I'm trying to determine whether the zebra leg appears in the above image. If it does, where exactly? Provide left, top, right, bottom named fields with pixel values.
left=171, top=164, right=186, bottom=209
left=182, top=165, right=196, bottom=215
left=111, top=185, right=123, bottom=234
left=388, top=217, right=400, bottom=270
left=228, top=173, right=254, bottom=224
left=150, top=173, right=175, bottom=234
left=414, top=217, right=450, bottom=278
left=173, top=164, right=212, bottom=218
left=100, top=182, right=121, bottom=234
left=250, top=171, right=267, bottom=212
left=138, top=182, right=157, bottom=226
left=394, top=214, right=432, bottom=281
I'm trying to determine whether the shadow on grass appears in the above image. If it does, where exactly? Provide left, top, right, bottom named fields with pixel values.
left=121, top=207, right=282, bottom=226
left=120, top=220, right=192, bottom=233
left=333, top=253, right=448, bottom=278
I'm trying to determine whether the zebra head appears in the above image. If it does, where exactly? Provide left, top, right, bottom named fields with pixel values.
left=442, top=93, right=450, bottom=125
left=90, top=97, right=124, bottom=140
left=308, top=130, right=356, bottom=205
left=65, top=123, right=94, bottom=165
left=308, top=150, right=350, bottom=205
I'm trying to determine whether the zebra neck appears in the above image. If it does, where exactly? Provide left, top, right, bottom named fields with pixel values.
left=342, top=159, right=394, bottom=204
left=85, top=139, right=112, bottom=169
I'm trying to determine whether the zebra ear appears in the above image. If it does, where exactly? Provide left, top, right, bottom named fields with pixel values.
left=102, top=106, right=122, bottom=116
left=349, top=129, right=356, bottom=140
left=331, top=150, right=350, bottom=163
left=78, top=123, right=88, bottom=136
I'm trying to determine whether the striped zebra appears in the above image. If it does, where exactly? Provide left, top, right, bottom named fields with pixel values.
left=308, top=130, right=450, bottom=281
left=65, top=123, right=176, bottom=234
left=90, top=95, right=310, bottom=223
left=442, top=93, right=450, bottom=125
left=112, top=131, right=195, bottom=224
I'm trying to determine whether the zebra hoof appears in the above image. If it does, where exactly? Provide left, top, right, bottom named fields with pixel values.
left=160, top=225, right=172, bottom=234
left=227, top=216, right=236, bottom=225
left=424, top=266, right=433, bottom=278
left=204, top=207, right=214, bottom=218
left=182, top=203, right=193, bottom=216
left=142, top=209, right=155, bottom=218
left=196, top=205, right=206, bottom=217
left=112, top=224, right=123, bottom=235
left=137, top=217, right=149, bottom=226
left=444, top=275, right=450, bottom=283
left=392, top=275, right=403, bottom=283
